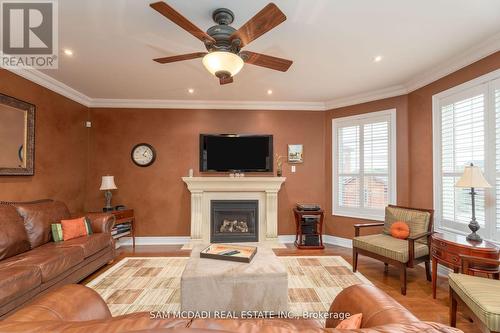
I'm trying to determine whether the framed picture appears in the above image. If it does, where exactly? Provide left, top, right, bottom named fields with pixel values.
left=288, top=144, right=303, bottom=163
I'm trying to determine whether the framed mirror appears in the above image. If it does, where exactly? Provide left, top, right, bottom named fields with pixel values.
left=0, top=93, right=35, bottom=175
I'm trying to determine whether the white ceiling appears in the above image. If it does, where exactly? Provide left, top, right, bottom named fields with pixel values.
left=38, top=0, right=500, bottom=105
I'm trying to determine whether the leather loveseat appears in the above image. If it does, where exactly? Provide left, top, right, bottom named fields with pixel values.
left=0, top=284, right=461, bottom=332
left=0, top=199, right=115, bottom=318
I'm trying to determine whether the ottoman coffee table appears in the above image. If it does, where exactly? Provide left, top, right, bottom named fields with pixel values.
left=181, top=245, right=288, bottom=313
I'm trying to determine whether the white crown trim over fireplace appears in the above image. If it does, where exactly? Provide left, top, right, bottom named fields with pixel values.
left=182, top=177, right=286, bottom=244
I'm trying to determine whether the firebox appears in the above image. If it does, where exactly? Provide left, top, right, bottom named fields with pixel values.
left=210, top=200, right=258, bottom=243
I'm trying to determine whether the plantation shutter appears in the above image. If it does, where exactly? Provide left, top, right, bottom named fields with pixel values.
left=338, top=125, right=361, bottom=208
left=440, top=89, right=485, bottom=227
left=333, top=110, right=395, bottom=220
left=495, top=80, right=500, bottom=232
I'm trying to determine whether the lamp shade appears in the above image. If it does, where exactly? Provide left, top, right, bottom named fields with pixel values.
left=100, top=176, right=117, bottom=191
left=202, top=51, right=244, bottom=77
left=455, top=166, right=491, bottom=188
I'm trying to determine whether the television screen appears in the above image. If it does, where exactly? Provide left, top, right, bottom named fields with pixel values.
left=200, top=134, right=273, bottom=172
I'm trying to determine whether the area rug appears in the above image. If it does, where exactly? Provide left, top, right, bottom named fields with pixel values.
left=86, top=256, right=371, bottom=318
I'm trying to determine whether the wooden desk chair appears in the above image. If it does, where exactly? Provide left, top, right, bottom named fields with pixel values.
left=352, top=205, right=434, bottom=295
left=449, top=255, right=500, bottom=333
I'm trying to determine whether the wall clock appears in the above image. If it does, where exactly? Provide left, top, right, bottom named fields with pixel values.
left=131, top=143, right=156, bottom=167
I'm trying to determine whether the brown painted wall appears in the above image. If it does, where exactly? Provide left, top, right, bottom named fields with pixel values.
left=324, top=96, right=410, bottom=238
left=85, top=108, right=326, bottom=237
left=408, top=51, right=500, bottom=209
left=0, top=69, right=89, bottom=213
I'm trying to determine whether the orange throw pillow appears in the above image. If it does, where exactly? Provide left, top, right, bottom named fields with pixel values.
left=336, top=313, right=362, bottom=329
left=390, top=221, right=410, bottom=239
left=61, top=217, right=88, bottom=241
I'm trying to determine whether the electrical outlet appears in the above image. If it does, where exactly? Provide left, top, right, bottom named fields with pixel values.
left=85, top=121, right=92, bottom=128
left=291, top=165, right=296, bottom=173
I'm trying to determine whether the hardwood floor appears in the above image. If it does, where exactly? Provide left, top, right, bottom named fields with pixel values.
left=82, top=243, right=477, bottom=332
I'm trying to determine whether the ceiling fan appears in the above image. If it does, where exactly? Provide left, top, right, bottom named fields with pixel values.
left=149, top=1, right=293, bottom=85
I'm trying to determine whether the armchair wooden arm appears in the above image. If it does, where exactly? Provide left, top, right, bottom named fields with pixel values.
left=354, top=222, right=384, bottom=237
left=460, top=254, right=500, bottom=276
left=407, top=231, right=433, bottom=267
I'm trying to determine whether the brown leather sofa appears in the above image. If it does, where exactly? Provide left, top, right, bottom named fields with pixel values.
left=0, top=284, right=461, bottom=332
left=0, top=199, right=115, bottom=318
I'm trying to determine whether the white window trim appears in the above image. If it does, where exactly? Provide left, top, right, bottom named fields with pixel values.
left=332, top=109, right=397, bottom=221
left=432, top=68, right=500, bottom=242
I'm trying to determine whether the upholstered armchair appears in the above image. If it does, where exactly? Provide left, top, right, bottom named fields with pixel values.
left=352, top=205, right=434, bottom=295
left=449, top=254, right=500, bottom=333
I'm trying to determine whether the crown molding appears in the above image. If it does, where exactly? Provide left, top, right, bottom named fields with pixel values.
left=4, top=67, right=92, bottom=106
left=88, top=98, right=326, bottom=111
left=3, top=31, right=499, bottom=112
left=405, top=31, right=500, bottom=93
left=324, top=84, right=407, bottom=110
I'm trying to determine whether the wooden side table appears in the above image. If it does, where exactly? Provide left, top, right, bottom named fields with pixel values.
left=293, top=208, right=324, bottom=249
left=108, top=209, right=135, bottom=248
left=431, top=232, right=499, bottom=298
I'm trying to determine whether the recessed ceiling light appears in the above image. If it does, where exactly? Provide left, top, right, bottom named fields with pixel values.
left=188, top=88, right=194, bottom=94
left=373, top=55, right=383, bottom=63
left=267, top=89, right=273, bottom=95
left=63, top=49, right=73, bottom=56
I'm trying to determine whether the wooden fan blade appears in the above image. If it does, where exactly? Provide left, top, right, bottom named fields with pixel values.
left=240, top=51, right=292, bottom=72
left=219, top=76, right=234, bottom=85
left=230, top=3, right=286, bottom=47
left=150, top=2, right=215, bottom=44
left=153, top=52, right=207, bottom=64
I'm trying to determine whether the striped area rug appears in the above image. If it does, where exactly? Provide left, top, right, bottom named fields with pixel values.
left=86, top=256, right=371, bottom=317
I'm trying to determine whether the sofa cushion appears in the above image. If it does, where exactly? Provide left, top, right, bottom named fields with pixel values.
left=0, top=205, right=30, bottom=260
left=383, top=206, right=431, bottom=244
left=46, top=233, right=112, bottom=258
left=15, top=201, right=71, bottom=248
left=0, top=266, right=41, bottom=304
left=449, top=273, right=500, bottom=332
left=353, top=234, right=429, bottom=263
left=3, top=246, right=84, bottom=282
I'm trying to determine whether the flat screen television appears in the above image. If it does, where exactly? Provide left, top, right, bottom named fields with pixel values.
left=200, top=134, right=273, bottom=172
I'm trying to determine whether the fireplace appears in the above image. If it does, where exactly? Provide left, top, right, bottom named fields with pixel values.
left=210, top=200, right=258, bottom=243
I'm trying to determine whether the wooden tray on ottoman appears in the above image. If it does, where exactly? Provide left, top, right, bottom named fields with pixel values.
left=200, top=244, right=257, bottom=263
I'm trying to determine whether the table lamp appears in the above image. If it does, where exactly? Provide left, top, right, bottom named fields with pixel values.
left=100, top=175, right=117, bottom=212
left=455, top=163, right=491, bottom=242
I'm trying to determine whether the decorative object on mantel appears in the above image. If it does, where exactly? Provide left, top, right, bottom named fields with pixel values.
left=131, top=143, right=156, bottom=167
left=275, top=154, right=285, bottom=176
left=455, top=163, right=491, bottom=242
left=0, top=93, right=35, bottom=176
left=100, top=175, right=118, bottom=212
left=288, top=144, right=303, bottom=163
left=188, top=168, right=194, bottom=177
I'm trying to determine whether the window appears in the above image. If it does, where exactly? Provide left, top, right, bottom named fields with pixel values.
left=433, top=69, right=500, bottom=242
left=332, top=109, right=397, bottom=221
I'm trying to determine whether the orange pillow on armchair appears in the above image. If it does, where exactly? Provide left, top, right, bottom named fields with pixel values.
left=61, top=217, right=90, bottom=241
left=390, top=221, right=410, bottom=239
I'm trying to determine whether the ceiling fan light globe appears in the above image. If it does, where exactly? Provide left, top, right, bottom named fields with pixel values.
left=202, top=51, right=244, bottom=77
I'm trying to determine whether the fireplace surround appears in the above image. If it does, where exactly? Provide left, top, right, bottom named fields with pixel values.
left=182, top=177, right=286, bottom=244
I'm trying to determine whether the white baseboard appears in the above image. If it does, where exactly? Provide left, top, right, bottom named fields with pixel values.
left=117, top=235, right=354, bottom=248
left=277, top=235, right=296, bottom=243
left=118, top=236, right=191, bottom=246
left=276, top=234, right=353, bottom=249
left=323, top=235, right=353, bottom=248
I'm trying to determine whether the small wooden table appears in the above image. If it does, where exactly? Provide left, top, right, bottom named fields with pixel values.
left=108, top=209, right=135, bottom=248
left=293, top=208, right=324, bottom=249
left=431, top=232, right=499, bottom=298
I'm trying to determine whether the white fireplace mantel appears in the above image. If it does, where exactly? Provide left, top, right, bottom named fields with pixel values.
left=182, top=177, right=286, bottom=243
